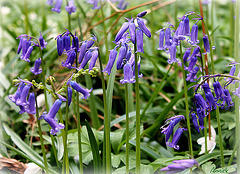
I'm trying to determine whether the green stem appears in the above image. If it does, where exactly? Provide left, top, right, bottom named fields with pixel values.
left=97, top=49, right=111, bottom=174
left=34, top=88, right=49, bottom=174
left=234, top=0, right=240, bottom=171
left=65, top=88, right=70, bottom=174
left=125, top=83, right=129, bottom=174
left=179, top=42, right=193, bottom=157
left=134, top=41, right=141, bottom=174
left=216, top=107, right=224, bottom=167
left=100, top=2, right=108, bottom=63
left=65, top=0, right=71, bottom=31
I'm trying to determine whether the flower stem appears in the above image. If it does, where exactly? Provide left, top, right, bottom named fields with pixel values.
left=234, top=0, right=240, bottom=170
left=64, top=88, right=70, bottom=174
left=125, top=83, right=129, bottom=174
left=134, top=42, right=141, bottom=174
left=100, top=1, right=108, bottom=63
left=65, top=0, right=71, bottom=31
left=97, top=49, right=111, bottom=174
left=179, top=42, right=193, bottom=157
left=34, top=88, right=49, bottom=174
left=216, top=107, right=224, bottom=167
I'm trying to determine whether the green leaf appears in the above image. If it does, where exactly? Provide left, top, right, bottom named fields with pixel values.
left=3, top=123, right=44, bottom=165
left=56, top=136, right=64, bottom=161
left=129, top=140, right=161, bottom=160
left=111, top=153, right=121, bottom=168
left=85, top=121, right=102, bottom=173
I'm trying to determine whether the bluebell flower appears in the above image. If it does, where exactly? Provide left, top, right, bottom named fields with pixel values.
left=213, top=81, right=224, bottom=101
left=194, top=93, right=209, bottom=111
left=26, top=92, right=36, bottom=115
left=39, top=99, right=64, bottom=135
left=57, top=37, right=64, bottom=56
left=233, top=83, right=240, bottom=97
left=196, top=108, right=205, bottom=129
left=116, top=44, right=127, bottom=70
left=157, top=29, right=165, bottom=50
left=205, top=92, right=217, bottom=110
left=120, top=61, right=135, bottom=84
left=78, top=41, right=87, bottom=63
left=166, top=128, right=185, bottom=150
left=183, top=48, right=191, bottom=63
left=186, top=66, right=199, bottom=82
left=89, top=49, right=98, bottom=70
left=39, top=32, right=47, bottom=50
left=17, top=38, right=23, bottom=54
left=202, top=82, right=211, bottom=94
left=137, top=11, right=147, bottom=18
left=8, top=82, right=25, bottom=104
left=22, top=46, right=33, bottom=62
left=72, top=33, right=79, bottom=51
left=117, top=0, right=129, bottom=10
left=63, top=34, right=71, bottom=51
left=16, top=85, right=31, bottom=106
left=174, top=20, right=185, bottom=40
left=65, top=0, right=76, bottom=15
left=191, top=112, right=200, bottom=133
left=102, top=47, right=118, bottom=75
left=136, top=28, right=144, bottom=53
left=183, top=16, right=190, bottom=36
left=86, top=36, right=96, bottom=49
left=31, top=58, right=42, bottom=75
left=132, top=59, right=143, bottom=78
left=165, top=28, right=172, bottom=48
left=52, top=0, right=62, bottom=13
left=115, top=21, right=130, bottom=42
left=129, top=21, right=136, bottom=44
left=189, top=24, right=199, bottom=45
left=47, top=0, right=54, bottom=6
left=87, top=0, right=100, bottom=9
left=185, top=56, right=197, bottom=72
left=19, top=105, right=26, bottom=114
left=125, top=48, right=132, bottom=61
left=167, top=44, right=178, bottom=64
left=189, top=47, right=200, bottom=60
left=137, top=18, right=151, bottom=38
left=67, top=87, right=72, bottom=106
left=203, top=35, right=210, bottom=53
left=79, top=50, right=93, bottom=70
left=221, top=88, right=234, bottom=109
left=70, top=81, right=92, bottom=100
left=61, top=49, right=76, bottom=69
left=225, top=65, right=236, bottom=82
left=161, top=159, right=199, bottom=174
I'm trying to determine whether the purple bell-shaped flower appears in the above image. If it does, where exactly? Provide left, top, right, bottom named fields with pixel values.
left=31, top=58, right=42, bottom=75
left=102, top=47, right=118, bottom=75
left=70, top=81, right=92, bottom=100
left=52, top=0, right=62, bottom=13
left=26, top=92, right=36, bottom=115
left=120, top=62, right=135, bottom=84
left=65, top=0, right=76, bottom=15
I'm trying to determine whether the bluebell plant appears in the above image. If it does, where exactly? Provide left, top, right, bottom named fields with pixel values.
left=47, top=0, right=76, bottom=14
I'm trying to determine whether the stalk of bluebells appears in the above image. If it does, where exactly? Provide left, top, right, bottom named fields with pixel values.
left=39, top=99, right=64, bottom=135
left=49, top=0, right=76, bottom=14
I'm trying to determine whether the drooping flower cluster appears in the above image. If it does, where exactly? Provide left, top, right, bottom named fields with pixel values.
left=56, top=31, right=99, bottom=71
left=8, top=81, right=36, bottom=115
left=190, top=75, right=235, bottom=133
left=161, top=115, right=186, bottom=150
left=47, top=0, right=76, bottom=14
left=86, top=0, right=129, bottom=10
left=156, top=12, right=211, bottom=83
left=17, top=33, right=47, bottom=75
left=103, top=11, right=150, bottom=84
left=161, top=159, right=199, bottom=174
